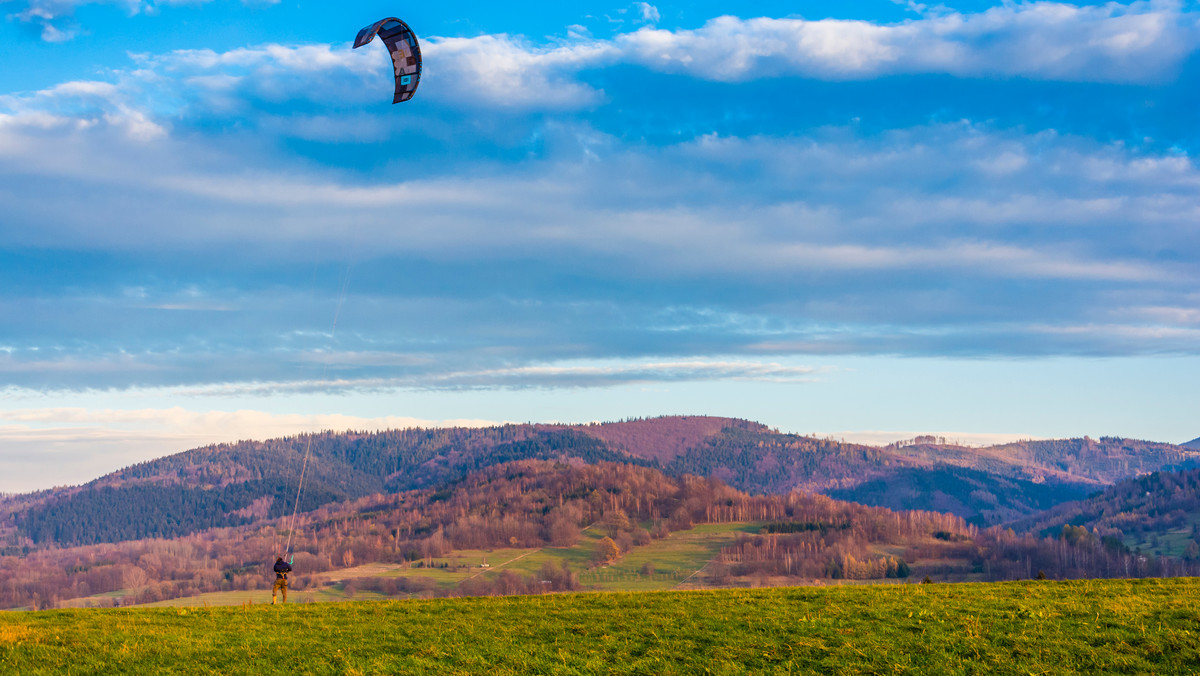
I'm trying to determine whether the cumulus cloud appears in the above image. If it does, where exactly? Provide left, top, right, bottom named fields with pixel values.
left=123, top=37, right=606, bottom=111
left=6, top=2, right=1193, bottom=123
left=13, top=1, right=1198, bottom=97
left=424, top=35, right=613, bottom=109
left=410, top=3, right=1200, bottom=101
left=615, top=3, right=1200, bottom=83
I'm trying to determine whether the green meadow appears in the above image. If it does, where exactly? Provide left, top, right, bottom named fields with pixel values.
left=4, top=577, right=1200, bottom=675
left=117, top=522, right=761, bottom=609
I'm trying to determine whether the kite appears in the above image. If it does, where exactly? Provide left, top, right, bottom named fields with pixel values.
left=354, top=17, right=423, bottom=103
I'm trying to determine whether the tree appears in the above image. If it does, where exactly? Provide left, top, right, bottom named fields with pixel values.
left=547, top=514, right=581, bottom=547
left=604, top=510, right=631, bottom=537
left=594, top=537, right=620, bottom=564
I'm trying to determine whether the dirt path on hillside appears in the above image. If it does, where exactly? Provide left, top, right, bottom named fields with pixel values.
left=462, top=550, right=538, bottom=582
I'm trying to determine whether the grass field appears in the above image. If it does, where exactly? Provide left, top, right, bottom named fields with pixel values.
left=120, top=522, right=762, bottom=608
left=4, top=577, right=1200, bottom=674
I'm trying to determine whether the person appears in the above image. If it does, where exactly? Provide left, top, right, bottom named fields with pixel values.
left=272, top=556, right=293, bottom=604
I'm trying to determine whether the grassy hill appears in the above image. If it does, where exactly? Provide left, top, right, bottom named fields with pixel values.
left=3, top=578, right=1198, bottom=675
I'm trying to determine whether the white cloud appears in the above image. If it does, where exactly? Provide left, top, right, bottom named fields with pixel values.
left=112, top=359, right=822, bottom=395
left=0, top=78, right=167, bottom=140
left=125, top=38, right=606, bottom=110
left=422, top=359, right=821, bottom=388
left=14, top=3, right=1195, bottom=110
left=424, top=34, right=612, bottom=109
left=636, top=2, right=660, bottom=24
left=615, top=3, right=1200, bottom=82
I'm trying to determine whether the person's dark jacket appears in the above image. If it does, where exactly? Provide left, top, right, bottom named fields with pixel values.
left=274, top=560, right=293, bottom=577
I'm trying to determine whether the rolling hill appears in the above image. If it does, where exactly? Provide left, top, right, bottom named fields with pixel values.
left=4, top=416, right=1198, bottom=548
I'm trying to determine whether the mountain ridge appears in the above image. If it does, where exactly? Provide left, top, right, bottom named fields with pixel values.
left=5, top=416, right=1197, bottom=547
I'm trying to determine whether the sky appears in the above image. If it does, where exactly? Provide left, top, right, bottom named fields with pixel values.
left=1, top=0, right=1198, bottom=492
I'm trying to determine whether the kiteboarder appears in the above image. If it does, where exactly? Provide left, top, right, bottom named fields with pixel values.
left=272, top=556, right=293, bottom=604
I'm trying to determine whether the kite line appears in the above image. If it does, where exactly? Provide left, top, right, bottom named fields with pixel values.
left=274, top=264, right=354, bottom=560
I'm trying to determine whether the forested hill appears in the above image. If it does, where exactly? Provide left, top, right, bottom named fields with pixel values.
left=5, top=417, right=1198, bottom=547
left=883, top=436, right=1200, bottom=486
left=1186, top=437, right=1200, bottom=450
left=1007, top=465, right=1200, bottom=560
left=650, top=428, right=1199, bottom=526
left=568, top=416, right=767, bottom=463
left=10, top=426, right=648, bottom=546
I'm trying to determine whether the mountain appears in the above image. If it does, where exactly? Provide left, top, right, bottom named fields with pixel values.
left=5, top=416, right=1198, bottom=547
left=1185, top=437, right=1200, bottom=450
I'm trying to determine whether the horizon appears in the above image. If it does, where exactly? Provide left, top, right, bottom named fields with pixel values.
left=3, top=0, right=1198, bottom=493
left=2, top=411, right=1191, bottom=496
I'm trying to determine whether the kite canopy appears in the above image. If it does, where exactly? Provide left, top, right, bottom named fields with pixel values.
left=354, top=17, right=422, bottom=104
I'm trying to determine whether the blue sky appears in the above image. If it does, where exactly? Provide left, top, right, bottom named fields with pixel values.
left=2, top=0, right=1198, bottom=491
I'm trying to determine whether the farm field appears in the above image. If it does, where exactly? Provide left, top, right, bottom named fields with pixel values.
left=3, top=577, right=1199, bottom=674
